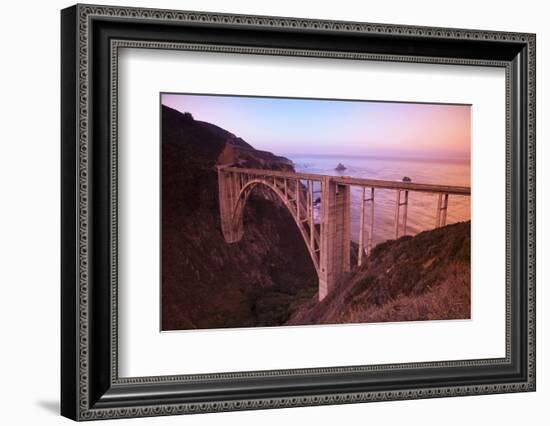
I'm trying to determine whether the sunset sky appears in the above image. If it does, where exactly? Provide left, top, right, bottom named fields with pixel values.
left=161, top=93, right=471, bottom=160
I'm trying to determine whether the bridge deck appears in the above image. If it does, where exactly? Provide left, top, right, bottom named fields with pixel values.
left=218, top=165, right=470, bottom=195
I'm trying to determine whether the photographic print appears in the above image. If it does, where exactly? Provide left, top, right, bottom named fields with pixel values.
left=161, top=93, right=471, bottom=331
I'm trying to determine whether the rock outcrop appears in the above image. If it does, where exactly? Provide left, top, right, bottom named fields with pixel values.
left=335, top=163, right=347, bottom=171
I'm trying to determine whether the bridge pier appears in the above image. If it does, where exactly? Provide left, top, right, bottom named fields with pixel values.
left=319, top=177, right=351, bottom=301
left=218, top=168, right=244, bottom=242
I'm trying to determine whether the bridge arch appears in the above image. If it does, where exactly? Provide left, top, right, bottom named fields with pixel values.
left=217, top=167, right=352, bottom=300
left=230, top=178, right=320, bottom=274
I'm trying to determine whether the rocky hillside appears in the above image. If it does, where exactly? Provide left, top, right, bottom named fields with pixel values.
left=287, top=221, right=471, bottom=325
left=161, top=106, right=316, bottom=330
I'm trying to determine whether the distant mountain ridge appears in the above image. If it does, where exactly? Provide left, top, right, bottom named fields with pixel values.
left=162, top=105, right=293, bottom=170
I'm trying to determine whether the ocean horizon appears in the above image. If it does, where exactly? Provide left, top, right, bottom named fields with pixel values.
left=285, top=152, right=470, bottom=164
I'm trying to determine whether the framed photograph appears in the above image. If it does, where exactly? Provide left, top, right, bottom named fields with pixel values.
left=61, top=4, right=536, bottom=421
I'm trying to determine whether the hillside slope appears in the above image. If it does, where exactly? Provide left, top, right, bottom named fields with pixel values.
left=287, top=221, right=471, bottom=325
left=161, top=106, right=317, bottom=330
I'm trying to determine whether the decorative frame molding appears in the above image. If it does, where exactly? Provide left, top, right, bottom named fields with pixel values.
left=61, top=3, right=535, bottom=421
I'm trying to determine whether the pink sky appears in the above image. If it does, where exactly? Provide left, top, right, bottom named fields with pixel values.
left=162, top=94, right=471, bottom=161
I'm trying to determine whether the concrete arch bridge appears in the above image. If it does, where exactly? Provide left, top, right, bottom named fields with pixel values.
left=217, top=166, right=470, bottom=301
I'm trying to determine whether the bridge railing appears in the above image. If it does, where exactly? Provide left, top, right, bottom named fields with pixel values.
left=218, top=166, right=470, bottom=195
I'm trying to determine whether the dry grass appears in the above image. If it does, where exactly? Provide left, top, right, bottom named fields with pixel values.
left=343, top=263, right=470, bottom=323
left=287, top=221, right=471, bottom=326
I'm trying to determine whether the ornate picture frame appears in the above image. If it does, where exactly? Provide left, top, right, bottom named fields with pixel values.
left=61, top=4, right=535, bottom=421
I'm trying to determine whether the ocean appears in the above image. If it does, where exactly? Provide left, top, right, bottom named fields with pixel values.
left=287, top=154, right=471, bottom=247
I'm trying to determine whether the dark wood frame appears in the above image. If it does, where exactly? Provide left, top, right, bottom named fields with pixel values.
left=61, top=4, right=536, bottom=421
